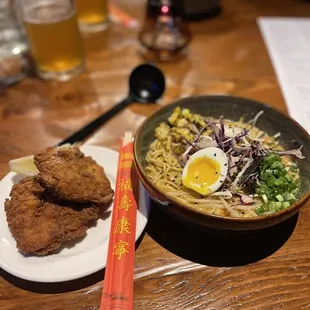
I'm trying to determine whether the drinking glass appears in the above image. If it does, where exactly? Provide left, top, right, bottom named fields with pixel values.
left=139, top=0, right=191, bottom=62
left=19, top=0, right=84, bottom=81
left=0, top=0, right=27, bottom=59
left=74, top=0, right=108, bottom=33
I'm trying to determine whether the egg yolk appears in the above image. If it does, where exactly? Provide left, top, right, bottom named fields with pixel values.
left=182, top=157, right=221, bottom=195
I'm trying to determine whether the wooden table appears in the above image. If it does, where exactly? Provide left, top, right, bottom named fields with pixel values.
left=1, top=0, right=310, bottom=309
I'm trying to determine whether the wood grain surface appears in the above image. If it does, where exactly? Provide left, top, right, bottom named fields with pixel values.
left=1, top=0, right=310, bottom=309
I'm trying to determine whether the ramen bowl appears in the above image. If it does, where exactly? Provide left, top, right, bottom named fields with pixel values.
left=134, top=95, right=310, bottom=231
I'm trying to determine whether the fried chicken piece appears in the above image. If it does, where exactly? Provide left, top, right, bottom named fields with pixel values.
left=34, top=146, right=114, bottom=204
left=4, top=177, right=99, bottom=255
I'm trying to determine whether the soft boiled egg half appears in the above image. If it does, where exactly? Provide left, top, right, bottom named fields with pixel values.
left=181, top=147, right=228, bottom=196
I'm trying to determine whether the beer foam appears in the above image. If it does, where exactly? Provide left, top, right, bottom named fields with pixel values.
left=24, top=1, right=74, bottom=24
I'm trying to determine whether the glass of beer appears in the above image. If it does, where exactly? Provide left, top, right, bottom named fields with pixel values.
left=74, top=0, right=108, bottom=33
left=19, top=0, right=84, bottom=81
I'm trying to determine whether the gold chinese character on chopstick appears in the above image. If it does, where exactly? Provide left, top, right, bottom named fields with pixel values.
left=120, top=152, right=134, bottom=161
left=112, top=240, right=129, bottom=260
left=119, top=161, right=133, bottom=169
left=119, top=179, right=132, bottom=191
left=118, top=194, right=132, bottom=211
left=113, top=216, right=131, bottom=234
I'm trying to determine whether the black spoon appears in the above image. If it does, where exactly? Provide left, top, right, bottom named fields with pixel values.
left=58, top=63, right=165, bottom=146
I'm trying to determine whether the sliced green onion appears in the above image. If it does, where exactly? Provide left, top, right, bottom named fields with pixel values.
left=282, top=201, right=290, bottom=208
left=283, top=192, right=291, bottom=201
left=276, top=194, right=284, bottom=202
left=262, top=194, right=268, bottom=203
left=255, top=153, right=300, bottom=213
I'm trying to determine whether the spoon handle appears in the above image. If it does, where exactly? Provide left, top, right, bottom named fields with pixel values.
left=58, top=98, right=132, bottom=146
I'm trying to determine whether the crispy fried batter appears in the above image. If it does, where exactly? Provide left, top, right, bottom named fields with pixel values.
left=4, top=177, right=99, bottom=255
left=34, top=146, right=114, bottom=204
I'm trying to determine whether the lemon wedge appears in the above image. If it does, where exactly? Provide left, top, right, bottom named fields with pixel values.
left=8, top=144, right=73, bottom=177
left=9, top=155, right=39, bottom=176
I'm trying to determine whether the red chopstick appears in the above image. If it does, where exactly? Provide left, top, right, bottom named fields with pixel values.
left=100, top=132, right=137, bottom=310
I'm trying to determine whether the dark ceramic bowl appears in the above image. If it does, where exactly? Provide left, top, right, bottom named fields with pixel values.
left=134, top=96, right=310, bottom=231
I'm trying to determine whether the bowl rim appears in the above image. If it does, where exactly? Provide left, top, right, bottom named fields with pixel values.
left=134, top=95, right=310, bottom=223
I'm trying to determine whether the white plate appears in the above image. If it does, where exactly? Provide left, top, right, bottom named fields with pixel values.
left=0, top=145, right=151, bottom=283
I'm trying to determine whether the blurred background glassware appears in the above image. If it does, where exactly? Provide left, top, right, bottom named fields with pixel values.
left=0, top=0, right=27, bottom=59
left=19, top=0, right=84, bottom=82
left=138, top=0, right=191, bottom=62
left=74, top=0, right=108, bottom=33
left=0, top=0, right=28, bottom=90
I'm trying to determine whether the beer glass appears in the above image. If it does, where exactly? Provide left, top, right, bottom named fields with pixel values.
left=19, top=0, right=84, bottom=81
left=75, top=0, right=108, bottom=33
